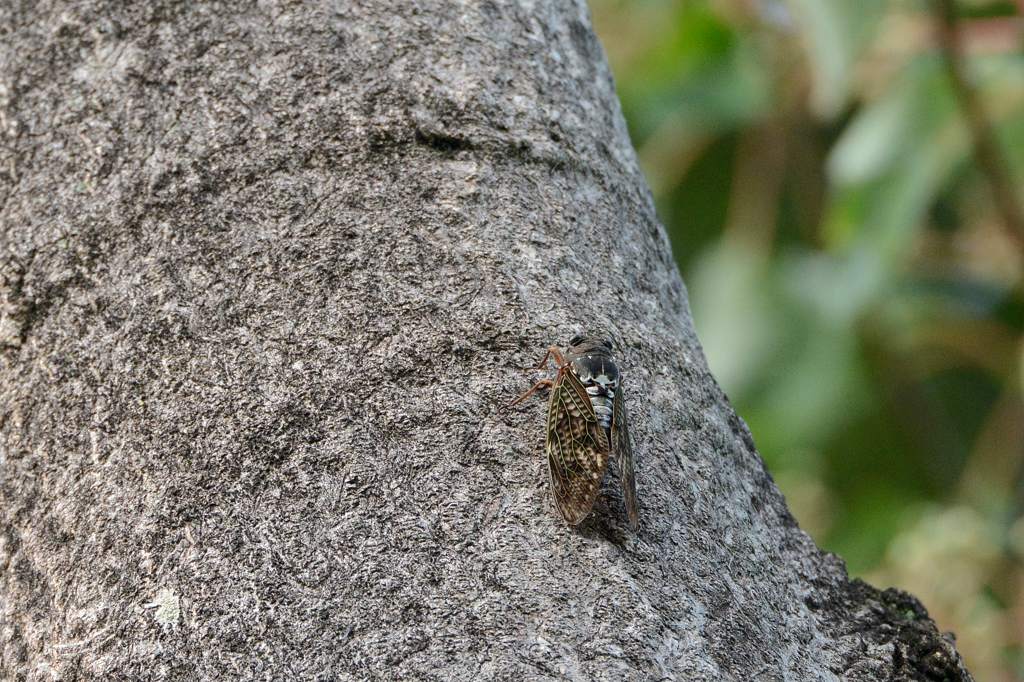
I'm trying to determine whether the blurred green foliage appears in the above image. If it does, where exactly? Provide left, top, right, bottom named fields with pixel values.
left=591, top=1, right=1024, bottom=678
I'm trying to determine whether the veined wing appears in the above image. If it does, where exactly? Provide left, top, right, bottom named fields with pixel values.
left=613, top=386, right=639, bottom=530
left=545, top=367, right=609, bottom=525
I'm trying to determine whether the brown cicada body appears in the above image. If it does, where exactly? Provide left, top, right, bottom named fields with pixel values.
left=511, top=335, right=638, bottom=530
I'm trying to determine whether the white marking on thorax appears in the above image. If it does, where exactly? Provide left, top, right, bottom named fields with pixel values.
left=573, top=356, right=619, bottom=430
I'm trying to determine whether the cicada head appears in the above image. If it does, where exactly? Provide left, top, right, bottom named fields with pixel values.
left=567, top=333, right=613, bottom=356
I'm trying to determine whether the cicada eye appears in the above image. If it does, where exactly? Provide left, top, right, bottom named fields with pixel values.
left=569, top=334, right=585, bottom=346
left=602, top=339, right=614, bottom=350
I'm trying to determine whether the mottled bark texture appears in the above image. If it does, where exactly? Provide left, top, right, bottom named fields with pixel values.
left=0, top=2, right=973, bottom=680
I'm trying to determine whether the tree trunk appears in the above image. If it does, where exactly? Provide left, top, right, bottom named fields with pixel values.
left=0, top=1, right=973, bottom=680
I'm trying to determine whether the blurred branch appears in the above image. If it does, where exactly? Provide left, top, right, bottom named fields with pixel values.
left=723, top=122, right=787, bottom=254
left=933, top=0, right=1024, bottom=246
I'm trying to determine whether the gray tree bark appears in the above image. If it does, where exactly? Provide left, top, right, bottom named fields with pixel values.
left=0, top=1, right=973, bottom=680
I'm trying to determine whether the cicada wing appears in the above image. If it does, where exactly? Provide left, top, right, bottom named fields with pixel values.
left=613, top=386, right=639, bottom=530
left=545, top=368, right=610, bottom=525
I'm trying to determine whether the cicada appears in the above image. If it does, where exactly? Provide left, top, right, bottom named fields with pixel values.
left=510, top=334, right=639, bottom=530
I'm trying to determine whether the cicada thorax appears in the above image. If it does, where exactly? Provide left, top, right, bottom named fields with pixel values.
left=566, top=342, right=621, bottom=441
left=569, top=352, right=614, bottom=432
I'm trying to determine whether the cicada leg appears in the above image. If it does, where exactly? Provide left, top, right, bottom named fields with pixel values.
left=527, top=345, right=566, bottom=370
left=508, top=345, right=568, bottom=407
left=507, top=378, right=554, bottom=408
